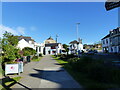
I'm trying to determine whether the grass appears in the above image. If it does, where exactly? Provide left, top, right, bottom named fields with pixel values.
left=31, top=56, right=42, bottom=62
left=0, top=76, right=21, bottom=89
left=52, top=55, right=120, bottom=88
left=4, top=77, right=21, bottom=86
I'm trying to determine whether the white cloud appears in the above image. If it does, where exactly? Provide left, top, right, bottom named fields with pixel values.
left=30, top=26, right=37, bottom=31
left=16, top=26, right=25, bottom=35
left=0, top=25, right=25, bottom=37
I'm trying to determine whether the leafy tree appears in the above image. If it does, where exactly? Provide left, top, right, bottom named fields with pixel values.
left=63, top=44, right=69, bottom=55
left=22, top=47, right=36, bottom=56
left=2, top=31, right=20, bottom=62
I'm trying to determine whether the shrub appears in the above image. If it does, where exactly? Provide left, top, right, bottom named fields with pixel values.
left=22, top=47, right=36, bottom=56
left=32, top=56, right=39, bottom=59
left=67, top=56, right=120, bottom=84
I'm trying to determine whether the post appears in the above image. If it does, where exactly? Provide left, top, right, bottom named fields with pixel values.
left=18, top=62, right=20, bottom=75
left=76, top=23, right=80, bottom=41
left=76, top=23, right=80, bottom=57
left=56, top=34, right=58, bottom=43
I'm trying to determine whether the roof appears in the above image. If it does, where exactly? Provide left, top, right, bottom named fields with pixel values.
left=45, top=43, right=60, bottom=47
left=69, top=40, right=79, bottom=44
left=16, top=36, right=35, bottom=42
left=101, top=34, right=110, bottom=40
left=47, top=36, right=54, bottom=40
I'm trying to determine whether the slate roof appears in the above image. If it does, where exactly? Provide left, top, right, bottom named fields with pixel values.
left=101, top=34, right=110, bottom=40
left=16, top=36, right=35, bottom=42
left=45, top=43, right=60, bottom=47
left=69, top=40, right=79, bottom=44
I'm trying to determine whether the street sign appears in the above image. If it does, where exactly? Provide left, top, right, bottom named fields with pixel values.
left=105, top=0, right=120, bottom=11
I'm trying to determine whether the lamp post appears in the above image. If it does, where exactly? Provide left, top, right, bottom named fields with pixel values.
left=76, top=23, right=80, bottom=41
left=56, top=34, right=58, bottom=57
left=76, top=23, right=80, bottom=57
left=56, top=34, right=58, bottom=43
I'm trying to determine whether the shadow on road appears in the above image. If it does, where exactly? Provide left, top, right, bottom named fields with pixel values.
left=1, top=76, right=31, bottom=90
left=29, top=68, right=81, bottom=88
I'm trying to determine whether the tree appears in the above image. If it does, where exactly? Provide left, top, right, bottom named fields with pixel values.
left=2, top=31, right=20, bottom=62
left=63, top=44, right=69, bottom=55
left=22, top=47, right=36, bottom=56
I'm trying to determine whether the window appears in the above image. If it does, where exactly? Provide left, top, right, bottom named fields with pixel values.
left=36, top=47, right=38, bottom=52
left=119, top=46, right=120, bottom=52
left=106, top=39, right=108, bottom=44
left=39, top=47, right=41, bottom=52
left=103, top=40, right=105, bottom=44
left=111, top=47, right=113, bottom=52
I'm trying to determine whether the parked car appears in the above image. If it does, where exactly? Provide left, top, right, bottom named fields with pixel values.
left=87, top=50, right=98, bottom=54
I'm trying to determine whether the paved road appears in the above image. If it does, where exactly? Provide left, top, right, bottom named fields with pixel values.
left=12, top=55, right=81, bottom=89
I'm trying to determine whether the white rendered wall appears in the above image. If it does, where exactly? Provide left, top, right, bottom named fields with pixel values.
left=17, top=39, right=32, bottom=50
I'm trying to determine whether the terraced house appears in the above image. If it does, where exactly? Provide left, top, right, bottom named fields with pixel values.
left=102, top=27, right=120, bottom=53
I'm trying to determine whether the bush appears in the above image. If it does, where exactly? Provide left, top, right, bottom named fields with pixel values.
left=59, top=54, right=76, bottom=61
left=32, top=56, right=39, bottom=59
left=67, top=56, right=120, bottom=84
left=22, top=47, right=36, bottom=56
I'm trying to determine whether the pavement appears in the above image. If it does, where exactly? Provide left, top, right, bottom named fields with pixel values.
left=12, top=55, right=82, bottom=89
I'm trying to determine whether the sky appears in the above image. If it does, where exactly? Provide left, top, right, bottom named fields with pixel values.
left=1, top=2, right=119, bottom=44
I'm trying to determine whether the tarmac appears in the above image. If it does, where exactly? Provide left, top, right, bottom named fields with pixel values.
left=12, top=55, right=82, bottom=89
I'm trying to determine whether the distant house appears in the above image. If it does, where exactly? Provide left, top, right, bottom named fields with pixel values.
left=16, top=35, right=43, bottom=55
left=101, top=27, right=120, bottom=53
left=83, top=44, right=102, bottom=50
left=69, top=38, right=83, bottom=54
left=83, top=44, right=94, bottom=49
left=43, top=36, right=63, bottom=55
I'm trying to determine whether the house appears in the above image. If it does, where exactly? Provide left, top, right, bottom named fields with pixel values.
left=16, top=35, right=43, bottom=55
left=69, top=38, right=83, bottom=54
left=101, top=34, right=110, bottom=53
left=43, top=36, right=63, bottom=55
left=83, top=44, right=94, bottom=50
left=101, top=27, right=120, bottom=53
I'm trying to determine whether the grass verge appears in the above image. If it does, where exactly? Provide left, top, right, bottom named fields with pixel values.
left=52, top=55, right=120, bottom=88
left=31, top=57, right=42, bottom=62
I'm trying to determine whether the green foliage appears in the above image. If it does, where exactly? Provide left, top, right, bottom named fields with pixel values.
left=22, top=47, right=36, bottom=56
left=2, top=31, right=20, bottom=62
left=59, top=54, right=76, bottom=61
left=67, top=56, right=120, bottom=84
left=54, top=55, right=120, bottom=88
left=63, top=44, right=69, bottom=54
left=32, top=56, right=39, bottom=59
left=31, top=56, right=42, bottom=62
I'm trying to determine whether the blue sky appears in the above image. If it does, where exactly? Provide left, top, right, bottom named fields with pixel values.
left=2, top=2, right=118, bottom=44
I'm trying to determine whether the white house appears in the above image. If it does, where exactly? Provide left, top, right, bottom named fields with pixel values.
left=69, top=38, right=83, bottom=54
left=16, top=36, right=43, bottom=55
left=43, top=36, right=63, bottom=55
left=101, top=34, right=110, bottom=53
left=101, top=27, right=120, bottom=53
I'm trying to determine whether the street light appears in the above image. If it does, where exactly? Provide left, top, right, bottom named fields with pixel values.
left=76, top=23, right=80, bottom=41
